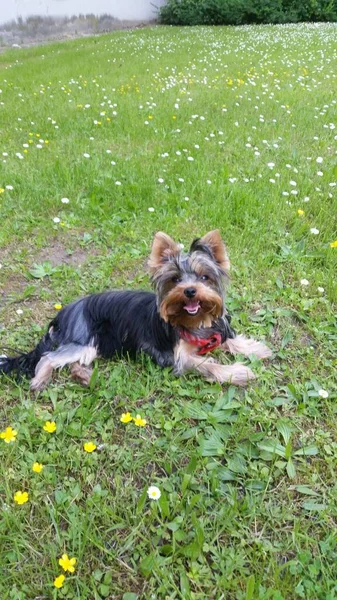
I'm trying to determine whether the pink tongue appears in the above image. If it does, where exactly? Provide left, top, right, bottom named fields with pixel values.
left=183, top=301, right=200, bottom=313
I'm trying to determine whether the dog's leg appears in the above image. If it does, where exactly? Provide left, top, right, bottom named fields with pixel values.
left=174, top=340, right=255, bottom=386
left=31, top=343, right=97, bottom=391
left=70, top=362, right=93, bottom=386
left=222, top=335, right=272, bottom=359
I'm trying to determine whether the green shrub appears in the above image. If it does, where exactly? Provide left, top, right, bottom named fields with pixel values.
left=159, top=0, right=337, bottom=25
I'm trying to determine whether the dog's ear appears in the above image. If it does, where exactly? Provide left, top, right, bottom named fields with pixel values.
left=198, top=230, right=230, bottom=272
left=148, top=232, right=181, bottom=273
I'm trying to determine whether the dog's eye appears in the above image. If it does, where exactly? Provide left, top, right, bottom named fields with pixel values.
left=200, top=275, right=209, bottom=281
left=172, top=276, right=182, bottom=283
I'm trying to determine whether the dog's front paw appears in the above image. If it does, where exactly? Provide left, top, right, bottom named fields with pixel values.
left=204, top=362, right=255, bottom=386
left=223, top=335, right=272, bottom=360
left=221, top=363, right=255, bottom=386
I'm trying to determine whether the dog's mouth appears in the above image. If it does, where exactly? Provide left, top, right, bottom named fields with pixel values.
left=183, top=300, right=201, bottom=315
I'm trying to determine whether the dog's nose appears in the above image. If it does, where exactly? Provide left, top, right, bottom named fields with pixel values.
left=184, top=287, right=197, bottom=299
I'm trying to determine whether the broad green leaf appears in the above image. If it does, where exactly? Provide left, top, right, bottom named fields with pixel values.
left=246, top=574, right=255, bottom=600
left=294, top=445, right=319, bottom=456
left=303, top=501, right=327, bottom=512
left=257, top=440, right=286, bottom=457
left=291, top=485, right=320, bottom=496
left=286, top=458, right=296, bottom=479
left=139, top=553, right=156, bottom=577
left=276, top=421, right=293, bottom=445
left=180, top=571, right=191, bottom=597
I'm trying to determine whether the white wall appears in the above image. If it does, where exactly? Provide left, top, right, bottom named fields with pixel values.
left=0, top=0, right=164, bottom=25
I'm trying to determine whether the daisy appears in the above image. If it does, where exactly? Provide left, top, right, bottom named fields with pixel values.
left=147, top=486, right=161, bottom=500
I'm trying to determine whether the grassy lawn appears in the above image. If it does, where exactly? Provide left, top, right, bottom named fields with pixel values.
left=0, top=22, right=336, bottom=600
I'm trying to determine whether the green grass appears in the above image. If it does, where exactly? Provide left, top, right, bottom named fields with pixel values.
left=0, top=23, right=336, bottom=600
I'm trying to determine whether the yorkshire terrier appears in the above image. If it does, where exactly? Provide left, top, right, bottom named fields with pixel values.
left=0, top=230, right=271, bottom=391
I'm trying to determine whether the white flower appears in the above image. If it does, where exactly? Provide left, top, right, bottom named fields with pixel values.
left=300, top=278, right=309, bottom=286
left=317, top=171, right=323, bottom=177
left=53, top=217, right=60, bottom=223
left=61, top=197, right=69, bottom=204
left=158, top=178, right=164, bottom=183
left=115, top=181, right=122, bottom=186
left=187, top=156, right=194, bottom=161
left=83, top=153, right=90, bottom=158
left=317, top=287, right=325, bottom=293
left=16, top=309, right=23, bottom=315
left=318, top=389, right=329, bottom=399
left=178, top=178, right=184, bottom=182
left=267, top=162, right=275, bottom=168
left=147, top=486, right=161, bottom=500
left=6, top=185, right=13, bottom=190
left=310, top=228, right=319, bottom=235
left=184, top=196, right=189, bottom=201
left=148, top=207, right=155, bottom=212
left=206, top=180, right=212, bottom=184
left=316, top=157, right=323, bottom=163
left=290, top=180, right=297, bottom=186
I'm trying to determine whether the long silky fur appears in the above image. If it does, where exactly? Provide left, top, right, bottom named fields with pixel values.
left=0, top=334, right=54, bottom=378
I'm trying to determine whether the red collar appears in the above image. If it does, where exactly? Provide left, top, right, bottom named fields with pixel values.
left=178, top=328, right=222, bottom=355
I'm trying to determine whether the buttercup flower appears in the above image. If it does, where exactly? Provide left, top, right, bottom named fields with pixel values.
left=14, top=491, right=29, bottom=504
left=297, top=209, right=305, bottom=216
left=83, top=442, right=97, bottom=453
left=54, top=574, right=65, bottom=588
left=54, top=303, right=62, bottom=310
left=32, top=462, right=44, bottom=473
left=59, top=553, right=77, bottom=573
left=120, top=412, right=133, bottom=423
left=147, top=486, right=161, bottom=500
left=43, top=421, right=56, bottom=433
left=134, top=414, right=147, bottom=427
left=330, top=240, right=337, bottom=248
left=0, top=426, right=17, bottom=443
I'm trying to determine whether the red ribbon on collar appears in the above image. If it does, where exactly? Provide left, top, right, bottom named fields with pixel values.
left=178, top=328, right=222, bottom=355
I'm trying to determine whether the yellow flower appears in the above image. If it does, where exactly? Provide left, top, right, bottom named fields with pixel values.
left=54, top=303, right=62, bottom=310
left=54, top=574, right=65, bottom=588
left=133, top=414, right=147, bottom=427
left=32, top=462, right=44, bottom=473
left=43, top=421, right=56, bottom=433
left=83, top=441, right=97, bottom=453
left=59, top=553, right=77, bottom=573
left=14, top=491, right=29, bottom=505
left=0, top=426, right=17, bottom=443
left=330, top=240, right=337, bottom=248
left=297, top=209, right=305, bottom=216
left=120, top=412, right=133, bottom=423
left=0, top=188, right=5, bottom=194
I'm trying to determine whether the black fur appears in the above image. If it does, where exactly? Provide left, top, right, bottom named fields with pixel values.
left=0, top=290, right=235, bottom=381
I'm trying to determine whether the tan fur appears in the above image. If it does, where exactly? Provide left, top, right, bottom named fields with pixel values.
left=148, top=232, right=181, bottom=273
left=160, top=283, right=223, bottom=327
left=70, top=362, right=93, bottom=386
left=222, top=335, right=272, bottom=359
left=31, top=345, right=97, bottom=391
left=200, top=230, right=230, bottom=272
left=174, top=340, right=255, bottom=386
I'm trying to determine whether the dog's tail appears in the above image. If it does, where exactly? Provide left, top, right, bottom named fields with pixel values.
left=0, top=332, right=54, bottom=380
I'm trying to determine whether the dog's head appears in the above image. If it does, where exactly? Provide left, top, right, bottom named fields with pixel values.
left=148, top=230, right=230, bottom=328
